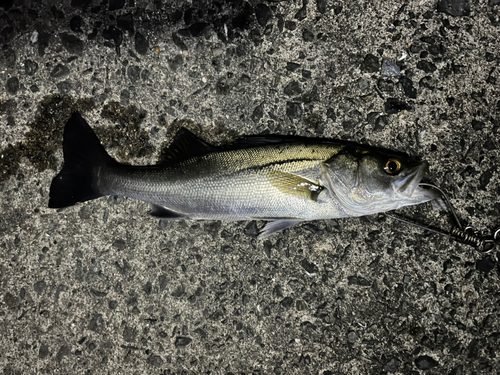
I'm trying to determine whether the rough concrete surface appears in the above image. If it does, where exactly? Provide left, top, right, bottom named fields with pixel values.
left=1, top=0, right=500, bottom=374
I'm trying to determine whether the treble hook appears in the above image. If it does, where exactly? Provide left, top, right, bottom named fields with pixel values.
left=385, top=183, right=500, bottom=252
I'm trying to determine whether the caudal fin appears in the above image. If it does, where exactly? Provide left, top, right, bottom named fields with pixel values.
left=49, top=112, right=115, bottom=208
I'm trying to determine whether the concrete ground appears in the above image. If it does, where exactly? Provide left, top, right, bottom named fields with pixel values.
left=1, top=0, right=499, bottom=374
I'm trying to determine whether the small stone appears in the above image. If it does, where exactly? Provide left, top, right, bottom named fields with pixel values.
left=357, top=77, right=369, bottom=91
left=419, top=76, right=437, bottom=89
left=414, top=355, right=439, bottom=370
left=294, top=5, right=307, bottom=20
left=300, top=259, right=318, bottom=273
left=174, top=336, right=192, bottom=347
left=399, top=76, right=417, bottom=99
left=450, top=365, right=464, bottom=375
left=56, top=80, right=72, bottom=95
left=108, top=300, right=118, bottom=310
left=471, top=120, right=485, bottom=131
left=172, top=33, right=187, bottom=51
left=286, top=101, right=302, bottom=119
left=273, top=284, right=283, bottom=298
left=437, top=0, right=470, bottom=16
left=34, top=280, right=46, bottom=294
left=348, top=275, right=370, bottom=286
left=134, top=32, right=149, bottom=55
left=147, top=355, right=163, bottom=367
left=476, top=256, right=495, bottom=273
left=286, top=62, right=300, bottom=71
left=70, top=16, right=83, bottom=33
left=102, top=26, right=123, bottom=47
left=244, top=221, right=259, bottom=237
left=112, top=238, right=126, bottom=250
left=55, top=345, right=70, bottom=362
left=255, top=3, right=272, bottom=27
left=24, top=60, right=39, bottom=75
left=37, top=31, right=51, bottom=56
left=123, top=326, right=137, bottom=342
left=50, top=64, right=70, bottom=78
left=417, top=60, right=437, bottom=73
left=120, top=89, right=130, bottom=106
left=384, top=358, right=401, bottom=372
left=302, top=29, right=314, bottom=42
left=362, top=54, right=379, bottom=73
left=30, top=85, right=39, bottom=92
left=171, top=285, right=185, bottom=297
left=4, top=292, right=19, bottom=309
left=385, top=98, right=411, bottom=114
left=109, top=0, right=125, bottom=11
left=284, top=80, right=302, bottom=96
left=189, top=23, right=208, bottom=37
left=377, top=78, right=396, bottom=94
left=141, top=69, right=150, bottom=81
left=117, top=13, right=134, bottom=34
left=280, top=296, right=294, bottom=310
left=347, top=331, right=358, bottom=343
left=381, top=59, right=401, bottom=77
left=168, top=54, right=183, bottom=71
left=158, top=274, right=169, bottom=291
left=60, top=32, right=84, bottom=54
left=0, top=47, right=16, bottom=68
left=251, top=103, right=264, bottom=122
left=296, top=300, right=307, bottom=310
left=87, top=313, right=104, bottom=333
left=479, top=168, right=494, bottom=189
left=285, top=21, right=296, bottom=30
left=143, top=281, right=152, bottom=295
left=326, top=68, right=336, bottom=79
left=184, top=8, right=193, bottom=25
left=127, top=65, right=141, bottom=83
left=39, top=344, right=49, bottom=359
left=317, top=0, right=327, bottom=13
left=487, top=75, right=497, bottom=85
left=249, top=29, right=262, bottom=46
left=6, top=77, right=19, bottom=94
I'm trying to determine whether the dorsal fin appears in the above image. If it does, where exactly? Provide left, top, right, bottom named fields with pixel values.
left=159, top=128, right=215, bottom=165
left=231, top=135, right=287, bottom=149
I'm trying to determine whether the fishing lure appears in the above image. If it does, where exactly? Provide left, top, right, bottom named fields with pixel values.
left=386, top=183, right=499, bottom=252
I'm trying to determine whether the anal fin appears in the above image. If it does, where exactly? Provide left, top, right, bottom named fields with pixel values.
left=150, top=204, right=187, bottom=219
left=258, top=219, right=302, bottom=239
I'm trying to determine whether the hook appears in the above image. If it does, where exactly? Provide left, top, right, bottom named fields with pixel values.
left=384, top=183, right=499, bottom=251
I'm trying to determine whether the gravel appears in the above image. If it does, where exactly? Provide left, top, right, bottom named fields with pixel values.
left=1, top=1, right=499, bottom=374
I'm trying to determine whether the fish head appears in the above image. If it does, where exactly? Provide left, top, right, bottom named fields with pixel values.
left=322, top=149, right=439, bottom=216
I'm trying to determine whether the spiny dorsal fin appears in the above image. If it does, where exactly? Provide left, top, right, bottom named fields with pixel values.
left=266, top=171, right=324, bottom=201
left=231, top=135, right=288, bottom=149
left=159, top=128, right=215, bottom=165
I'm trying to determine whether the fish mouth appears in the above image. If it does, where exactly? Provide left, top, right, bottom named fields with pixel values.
left=393, top=162, right=438, bottom=201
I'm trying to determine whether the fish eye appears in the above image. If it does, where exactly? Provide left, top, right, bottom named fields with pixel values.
left=384, top=159, right=401, bottom=174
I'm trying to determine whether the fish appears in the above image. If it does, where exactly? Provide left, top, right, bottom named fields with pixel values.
left=49, top=112, right=438, bottom=238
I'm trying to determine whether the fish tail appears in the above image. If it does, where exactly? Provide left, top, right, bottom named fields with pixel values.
left=48, top=112, right=115, bottom=208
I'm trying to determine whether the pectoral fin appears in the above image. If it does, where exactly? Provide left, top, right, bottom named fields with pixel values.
left=258, top=220, right=302, bottom=239
left=267, top=171, right=324, bottom=201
